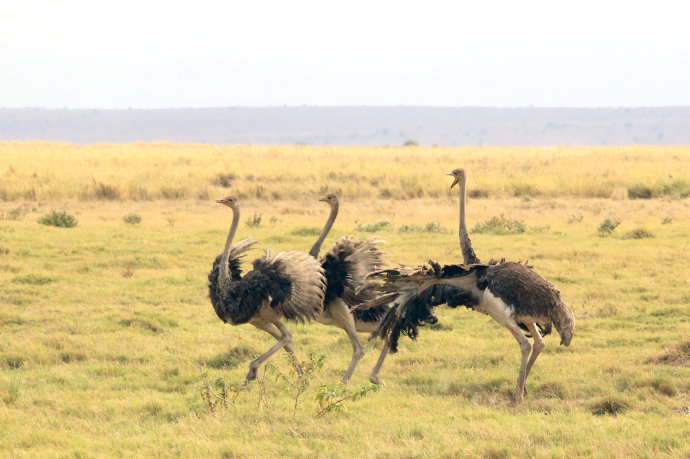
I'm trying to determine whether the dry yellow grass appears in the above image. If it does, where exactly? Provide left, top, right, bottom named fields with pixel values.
left=1, top=142, right=689, bottom=201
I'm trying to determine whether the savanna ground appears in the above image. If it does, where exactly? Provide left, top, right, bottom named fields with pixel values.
left=0, top=142, right=689, bottom=458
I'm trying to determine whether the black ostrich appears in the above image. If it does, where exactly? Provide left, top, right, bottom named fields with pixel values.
left=208, top=196, right=326, bottom=382
left=308, top=193, right=387, bottom=384
left=359, top=170, right=575, bottom=402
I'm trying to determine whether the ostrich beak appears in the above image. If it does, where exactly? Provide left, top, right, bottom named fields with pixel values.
left=318, top=197, right=328, bottom=202
left=448, top=174, right=460, bottom=189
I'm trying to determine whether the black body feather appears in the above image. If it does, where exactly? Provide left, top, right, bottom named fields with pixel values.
left=371, top=260, right=560, bottom=352
left=208, top=254, right=258, bottom=325
left=320, top=236, right=387, bottom=322
left=209, top=250, right=324, bottom=325
left=321, top=250, right=350, bottom=304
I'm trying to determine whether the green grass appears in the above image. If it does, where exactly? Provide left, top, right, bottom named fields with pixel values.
left=1, top=175, right=689, bottom=456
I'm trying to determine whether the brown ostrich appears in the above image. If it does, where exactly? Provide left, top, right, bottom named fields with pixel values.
left=361, top=170, right=575, bottom=402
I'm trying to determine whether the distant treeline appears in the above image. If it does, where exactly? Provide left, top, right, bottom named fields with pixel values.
left=2, top=106, right=690, bottom=146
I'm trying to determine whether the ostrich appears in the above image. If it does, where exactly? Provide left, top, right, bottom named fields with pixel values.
left=309, top=193, right=388, bottom=384
left=361, top=171, right=575, bottom=402
left=448, top=169, right=552, bottom=338
left=208, top=196, right=327, bottom=382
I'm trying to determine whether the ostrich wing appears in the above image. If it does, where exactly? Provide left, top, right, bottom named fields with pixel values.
left=227, top=238, right=259, bottom=279
left=246, top=250, right=326, bottom=323
left=356, top=261, right=485, bottom=352
left=320, top=236, right=385, bottom=307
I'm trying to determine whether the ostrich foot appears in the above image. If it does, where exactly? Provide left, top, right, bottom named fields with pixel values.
left=369, top=375, right=384, bottom=386
left=246, top=365, right=258, bottom=381
left=512, top=391, right=524, bottom=404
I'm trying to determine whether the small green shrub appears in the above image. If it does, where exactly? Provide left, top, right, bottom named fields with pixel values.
left=122, top=212, right=142, bottom=225
left=598, top=218, right=620, bottom=236
left=402, top=139, right=418, bottom=146
left=245, top=213, right=262, bottom=228
left=198, top=367, right=247, bottom=415
left=354, top=221, right=391, bottom=233
left=268, top=352, right=325, bottom=419
left=472, top=215, right=526, bottom=235
left=627, top=184, right=653, bottom=199
left=38, top=210, right=78, bottom=228
left=661, top=217, right=673, bottom=225
left=590, top=395, right=631, bottom=416
left=468, top=189, right=489, bottom=199
left=290, top=226, right=321, bottom=237
left=315, top=383, right=380, bottom=417
left=623, top=228, right=653, bottom=239
left=213, top=173, right=237, bottom=188
left=398, top=222, right=449, bottom=234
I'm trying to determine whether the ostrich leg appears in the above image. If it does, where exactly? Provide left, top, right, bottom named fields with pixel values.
left=246, top=319, right=295, bottom=381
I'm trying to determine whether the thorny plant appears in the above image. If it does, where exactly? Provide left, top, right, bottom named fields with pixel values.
left=197, top=365, right=247, bottom=415
left=315, top=383, right=380, bottom=417
left=256, top=363, right=276, bottom=412
left=268, top=352, right=326, bottom=419
left=197, top=353, right=380, bottom=419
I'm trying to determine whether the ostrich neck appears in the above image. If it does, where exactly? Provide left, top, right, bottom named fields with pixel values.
left=219, top=206, right=240, bottom=288
left=458, top=175, right=480, bottom=264
left=309, top=202, right=339, bottom=258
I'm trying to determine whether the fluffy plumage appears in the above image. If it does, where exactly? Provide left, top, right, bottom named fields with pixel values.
left=320, top=236, right=387, bottom=322
left=309, top=193, right=389, bottom=384
left=209, top=196, right=328, bottom=383
left=363, top=259, right=572, bottom=352
left=209, top=247, right=325, bottom=325
left=360, top=260, right=484, bottom=351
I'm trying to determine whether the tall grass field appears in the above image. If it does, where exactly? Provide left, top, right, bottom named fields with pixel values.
left=1, top=142, right=689, bottom=457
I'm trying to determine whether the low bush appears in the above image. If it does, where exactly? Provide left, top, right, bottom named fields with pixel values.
left=354, top=221, right=391, bottom=233
left=590, top=395, right=631, bottom=416
left=623, top=228, right=653, bottom=239
left=213, top=173, right=237, bottom=188
left=38, top=210, right=78, bottom=228
left=245, top=213, right=262, bottom=228
left=398, top=221, right=449, bottom=234
left=627, top=184, right=653, bottom=199
left=472, top=215, right=526, bottom=235
left=122, top=212, right=142, bottom=225
left=598, top=218, right=620, bottom=236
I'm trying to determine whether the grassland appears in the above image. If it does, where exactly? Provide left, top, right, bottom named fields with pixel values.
left=0, top=143, right=689, bottom=457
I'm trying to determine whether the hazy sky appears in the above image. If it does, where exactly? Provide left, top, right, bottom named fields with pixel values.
left=1, top=0, right=689, bottom=108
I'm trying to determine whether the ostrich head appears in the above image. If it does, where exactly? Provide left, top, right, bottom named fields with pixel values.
left=447, top=168, right=466, bottom=189
left=217, top=196, right=239, bottom=210
left=319, top=193, right=339, bottom=208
